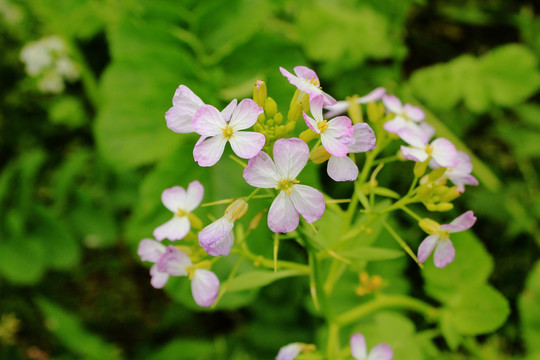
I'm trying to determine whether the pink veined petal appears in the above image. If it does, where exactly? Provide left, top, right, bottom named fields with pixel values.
left=398, top=128, right=427, bottom=148
left=191, top=105, right=226, bottom=136
left=327, top=156, right=358, bottom=181
left=273, top=138, right=309, bottom=180
left=198, top=217, right=235, bottom=257
left=161, top=186, right=187, bottom=213
left=289, top=184, right=325, bottom=223
left=403, top=104, right=425, bottom=122
left=165, top=106, right=195, bottom=133
left=433, top=239, right=456, bottom=268
left=440, top=211, right=477, bottom=233
left=383, top=118, right=408, bottom=134
left=193, top=135, right=228, bottom=167
left=228, top=98, right=263, bottom=130
left=324, top=100, right=348, bottom=118
left=183, top=180, right=204, bottom=212
left=368, top=344, right=394, bottom=360
left=326, top=116, right=353, bottom=138
left=138, top=238, right=166, bottom=263
left=229, top=131, right=266, bottom=159
left=431, top=138, right=458, bottom=167
left=191, top=269, right=220, bottom=307
left=150, top=264, right=169, bottom=289
left=382, top=94, right=403, bottom=114
left=243, top=151, right=280, bottom=188
left=454, top=151, right=474, bottom=173
left=357, top=87, right=386, bottom=104
left=348, top=123, right=376, bottom=153
left=276, top=343, right=302, bottom=360
left=294, top=65, right=319, bottom=82
left=309, top=94, right=326, bottom=123
left=401, top=145, right=429, bottom=163
left=303, top=112, right=320, bottom=133
left=417, top=235, right=440, bottom=264
left=166, top=85, right=204, bottom=133
left=268, top=191, right=300, bottom=233
left=350, top=333, right=368, bottom=360
left=157, top=246, right=192, bottom=276
left=172, top=84, right=204, bottom=108
left=153, top=216, right=190, bottom=241
left=322, top=91, right=338, bottom=106
left=280, top=66, right=321, bottom=96
left=221, top=99, right=237, bottom=122
left=321, top=133, right=350, bottom=157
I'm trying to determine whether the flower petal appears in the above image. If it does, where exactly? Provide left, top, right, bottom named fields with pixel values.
left=321, top=133, right=350, bottom=157
left=303, top=113, right=320, bottom=133
left=398, top=128, right=427, bottom=148
left=161, top=186, right=186, bottom=213
left=417, top=234, right=439, bottom=264
left=165, top=85, right=204, bottom=133
left=433, top=239, right=455, bottom=268
left=273, top=138, right=309, bottom=180
left=368, top=343, right=394, bottom=360
left=198, top=217, right=235, bottom=256
left=327, top=156, right=358, bottom=182
left=165, top=106, right=194, bottom=133
left=191, top=104, right=226, bottom=136
left=193, top=135, right=228, bottom=167
left=294, top=65, right=319, bottom=82
left=153, top=216, right=190, bottom=241
left=221, top=99, right=237, bottom=122
left=348, top=123, right=376, bottom=153
left=350, top=333, right=367, bottom=360
left=280, top=66, right=321, bottom=96
left=309, top=94, right=325, bottom=123
left=383, top=117, right=407, bottom=134
left=289, top=184, right=325, bottom=223
left=324, top=100, right=349, bottom=118
left=183, top=180, right=204, bottom=212
left=150, top=264, right=169, bottom=289
left=229, top=131, right=266, bottom=159
left=276, top=343, right=302, bottom=360
left=382, top=94, right=403, bottom=114
left=401, top=145, right=429, bottom=163
left=228, top=98, right=263, bottom=130
left=431, top=138, right=458, bottom=167
left=138, top=238, right=166, bottom=263
left=243, top=151, right=280, bottom=188
left=403, top=104, right=425, bottom=122
left=191, top=269, right=220, bottom=307
left=440, top=211, right=477, bottom=233
left=157, top=246, right=192, bottom=276
left=356, top=87, right=386, bottom=104
left=268, top=191, right=299, bottom=233
left=327, top=116, right=353, bottom=138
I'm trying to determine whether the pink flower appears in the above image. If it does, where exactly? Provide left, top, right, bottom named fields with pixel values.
left=303, top=94, right=354, bottom=157
left=137, top=239, right=220, bottom=306
left=324, top=87, right=386, bottom=118
left=350, top=333, right=393, bottom=360
left=417, top=211, right=477, bottom=268
left=243, top=138, right=325, bottom=233
left=430, top=151, right=479, bottom=192
left=276, top=343, right=302, bottom=360
left=165, top=85, right=204, bottom=133
left=153, top=181, right=204, bottom=241
left=399, top=129, right=458, bottom=168
left=383, top=94, right=434, bottom=143
left=279, top=66, right=337, bottom=106
left=327, top=123, right=376, bottom=182
left=192, top=99, right=265, bottom=167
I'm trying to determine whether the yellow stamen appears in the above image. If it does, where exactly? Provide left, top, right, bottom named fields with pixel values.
left=175, top=209, right=188, bottom=217
left=222, top=125, right=233, bottom=139
left=317, top=120, right=329, bottom=133
left=275, top=178, right=300, bottom=194
left=425, top=144, right=434, bottom=155
left=437, top=230, right=450, bottom=241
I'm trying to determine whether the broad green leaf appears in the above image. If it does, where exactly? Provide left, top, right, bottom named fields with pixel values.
left=496, top=123, right=540, bottom=159
left=409, top=61, right=461, bottom=111
left=36, top=298, right=121, bottom=360
left=443, top=285, right=509, bottom=335
left=227, top=269, right=305, bottom=292
left=515, top=103, right=540, bottom=130
left=440, top=311, right=463, bottom=350
left=422, top=231, right=493, bottom=302
left=0, top=238, right=46, bottom=284
left=518, top=260, right=540, bottom=352
left=148, top=339, right=216, bottom=360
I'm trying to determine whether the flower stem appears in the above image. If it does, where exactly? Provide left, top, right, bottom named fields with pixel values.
left=382, top=220, right=423, bottom=268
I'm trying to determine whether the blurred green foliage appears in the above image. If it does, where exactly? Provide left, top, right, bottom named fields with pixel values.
left=1, top=0, right=539, bottom=359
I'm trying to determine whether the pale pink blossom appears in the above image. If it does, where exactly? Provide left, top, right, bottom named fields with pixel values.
left=430, top=151, right=479, bottom=192
left=280, top=66, right=337, bottom=106
left=324, top=87, right=386, bottom=118
left=192, top=99, right=265, bottom=167
left=350, top=333, right=393, bottom=360
left=417, top=211, right=477, bottom=268
left=399, top=129, right=458, bottom=168
left=276, top=343, right=302, bottom=360
left=243, top=138, right=325, bottom=233
left=383, top=94, right=434, bottom=143
left=153, top=181, right=204, bottom=241
left=165, top=85, right=204, bottom=133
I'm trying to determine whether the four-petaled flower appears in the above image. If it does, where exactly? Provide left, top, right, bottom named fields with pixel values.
left=243, top=138, right=325, bottom=233
left=280, top=65, right=337, bottom=106
left=165, top=85, right=204, bottom=133
left=153, top=181, right=204, bottom=241
left=192, top=99, right=265, bottom=167
left=303, top=94, right=354, bottom=157
left=137, top=238, right=220, bottom=306
left=350, top=333, right=393, bottom=360
left=417, top=211, right=477, bottom=268
left=399, top=129, right=458, bottom=168
left=324, top=87, right=386, bottom=118
left=430, top=151, right=479, bottom=192
left=383, top=94, right=434, bottom=143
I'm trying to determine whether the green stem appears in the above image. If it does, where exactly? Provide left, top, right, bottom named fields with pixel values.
left=233, top=246, right=309, bottom=274
left=326, top=322, right=340, bottom=360
left=400, top=206, right=422, bottom=221
left=382, top=220, right=423, bottom=268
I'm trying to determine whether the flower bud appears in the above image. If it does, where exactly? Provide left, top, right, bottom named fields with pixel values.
left=367, top=101, right=384, bottom=123
left=265, top=97, right=278, bottom=118
left=225, top=199, right=248, bottom=222
left=299, top=128, right=319, bottom=143
left=287, top=101, right=303, bottom=123
left=419, top=218, right=440, bottom=235
left=440, top=186, right=461, bottom=202
left=309, top=145, right=331, bottom=164
left=346, top=95, right=363, bottom=124
left=428, top=167, right=447, bottom=182
left=253, top=80, right=267, bottom=107
left=274, top=112, right=284, bottom=125
left=414, top=160, right=429, bottom=178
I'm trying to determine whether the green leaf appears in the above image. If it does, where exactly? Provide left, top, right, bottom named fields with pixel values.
left=0, top=238, right=47, bottom=284
left=443, top=285, right=509, bottom=335
left=227, top=269, right=305, bottom=292
left=36, top=298, right=121, bottom=360
left=422, top=231, right=493, bottom=303
left=518, top=260, right=540, bottom=352
left=148, top=339, right=216, bottom=360
left=409, top=61, right=461, bottom=111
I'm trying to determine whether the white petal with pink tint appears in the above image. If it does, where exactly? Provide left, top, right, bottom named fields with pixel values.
left=228, top=99, right=263, bottom=130
left=138, top=238, right=166, bottom=262
left=440, top=211, right=477, bottom=233
left=191, top=269, right=220, bottom=307
left=165, top=85, right=204, bottom=133
left=368, top=344, right=393, bottom=360
left=243, top=151, right=280, bottom=188
left=350, top=333, right=367, bottom=360
left=161, top=186, right=186, bottom=213
left=401, top=145, right=429, bottom=163
left=327, top=156, right=358, bottom=181
left=434, top=239, right=455, bottom=268
left=399, top=128, right=427, bottom=148
left=229, top=131, right=266, bottom=159
left=153, top=216, right=190, bottom=241
left=183, top=181, right=204, bottom=212
left=417, top=235, right=439, bottom=264
left=221, top=99, right=237, bottom=122
left=150, top=264, right=169, bottom=289
left=157, top=246, right=191, bottom=276
left=403, top=104, right=425, bottom=122
left=273, top=138, right=309, bottom=179
left=193, top=135, right=228, bottom=167
left=303, top=113, right=320, bottom=133
left=198, top=217, right=235, bottom=256
left=431, top=138, right=458, bottom=167
left=268, top=191, right=299, bottom=233
left=289, top=184, right=325, bottom=223
left=348, top=123, right=376, bottom=153
left=382, top=94, right=403, bottom=113
left=276, top=343, right=302, bottom=360
left=191, top=105, right=226, bottom=136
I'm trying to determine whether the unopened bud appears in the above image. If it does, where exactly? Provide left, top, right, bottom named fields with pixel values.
left=187, top=213, right=203, bottom=229
left=440, top=186, right=461, bottom=202
left=309, top=145, right=331, bottom=164
left=367, top=101, right=384, bottom=123
left=225, top=200, right=248, bottom=222
left=414, top=160, right=429, bottom=178
left=288, top=101, right=303, bottom=123
left=299, top=128, right=319, bottom=143
left=248, top=211, right=265, bottom=230
left=253, top=80, right=267, bottom=107
left=265, top=97, right=278, bottom=118
left=435, top=202, right=454, bottom=211
left=419, top=218, right=440, bottom=235
left=254, top=123, right=264, bottom=133
left=274, top=112, right=283, bottom=125
left=428, top=167, right=447, bottom=182
left=346, top=95, right=363, bottom=124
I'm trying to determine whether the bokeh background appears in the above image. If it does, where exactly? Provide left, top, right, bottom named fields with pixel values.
left=1, top=0, right=539, bottom=359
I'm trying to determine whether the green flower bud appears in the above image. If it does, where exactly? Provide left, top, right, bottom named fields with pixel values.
left=253, top=80, right=267, bottom=107
left=428, top=167, right=447, bottom=182
left=419, top=218, right=440, bottom=235
left=265, top=97, right=278, bottom=118
left=274, top=112, right=283, bottom=125
left=309, top=145, right=331, bottom=164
